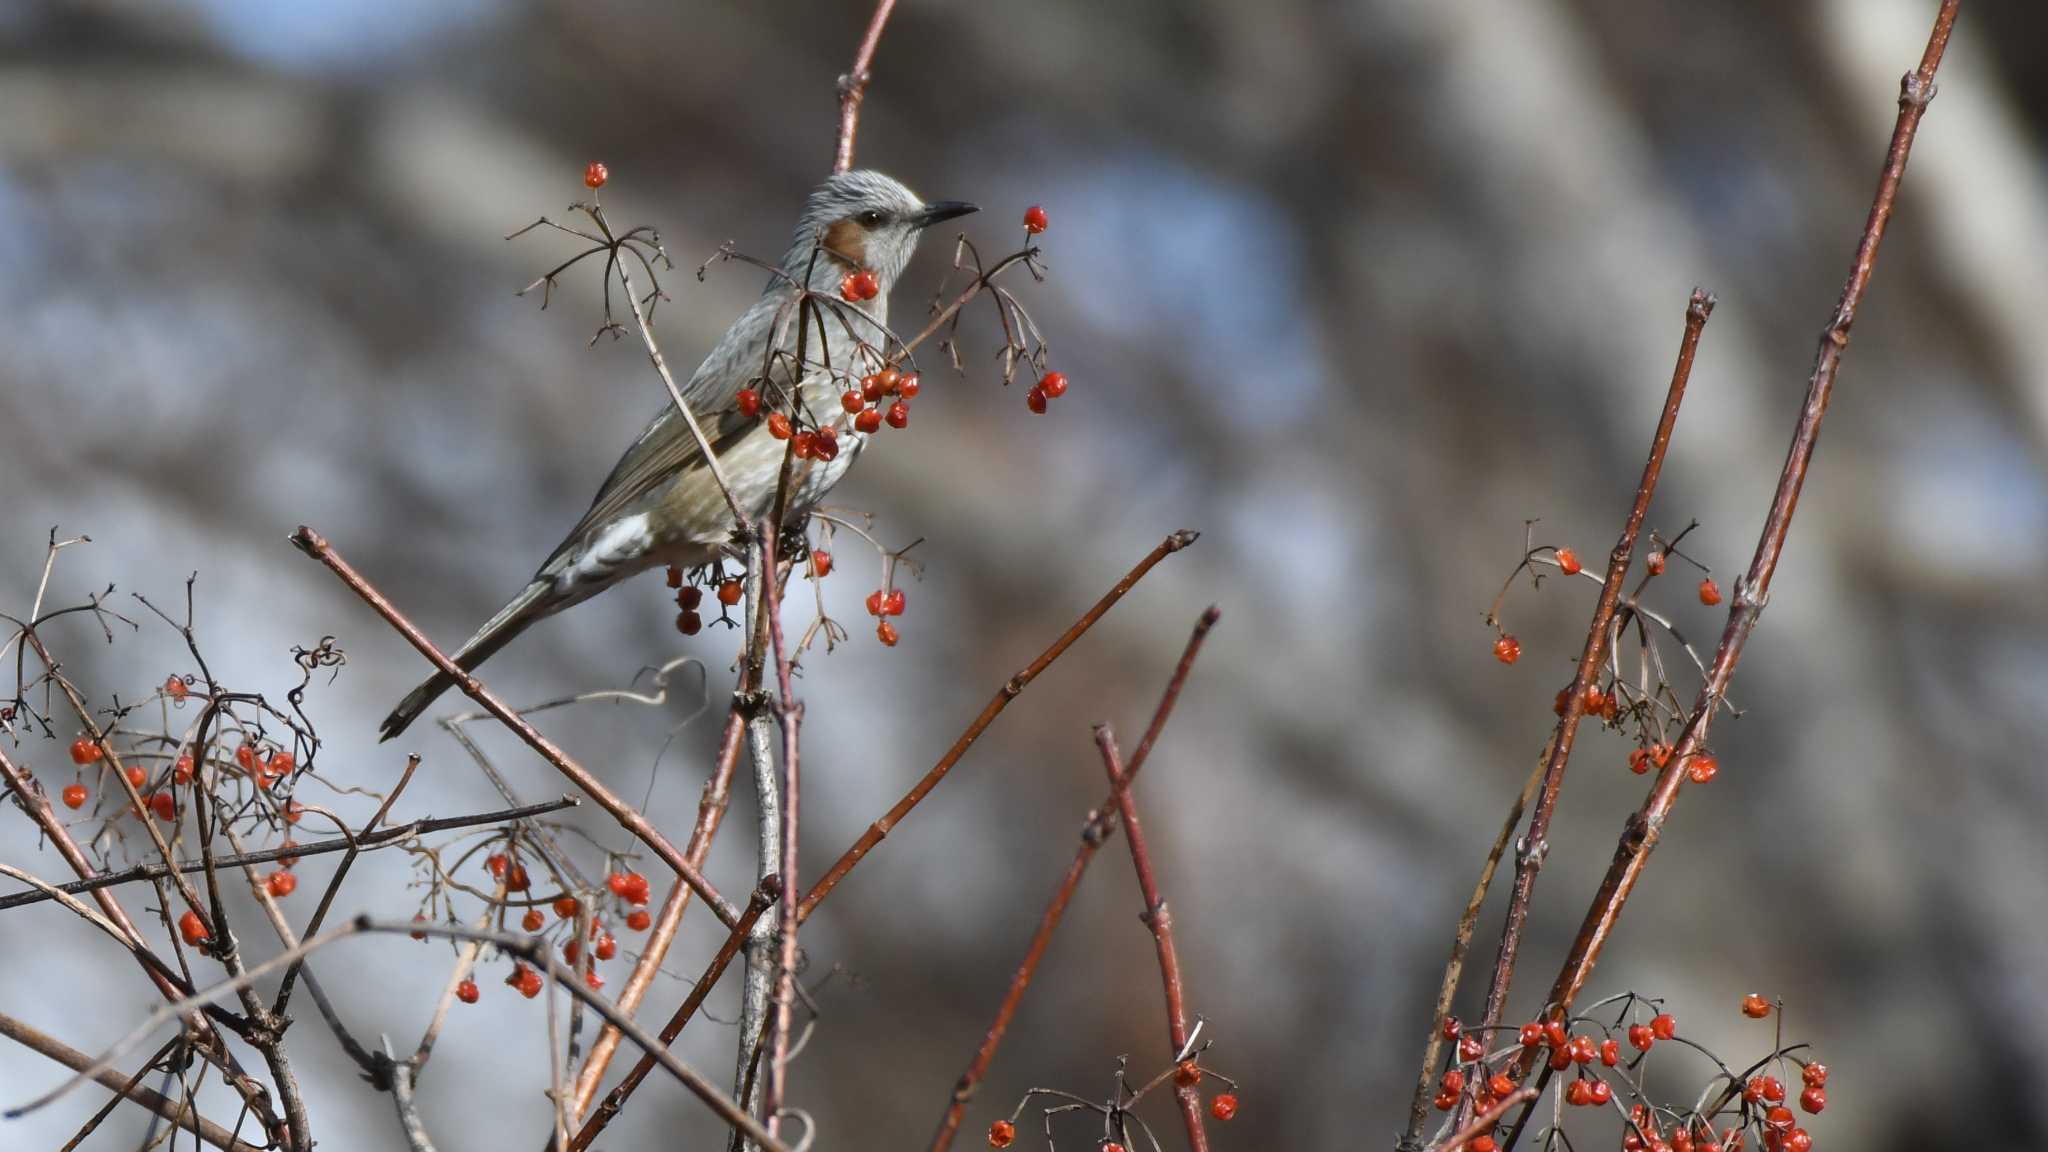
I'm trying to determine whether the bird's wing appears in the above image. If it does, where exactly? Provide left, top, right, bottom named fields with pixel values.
left=537, top=291, right=797, bottom=575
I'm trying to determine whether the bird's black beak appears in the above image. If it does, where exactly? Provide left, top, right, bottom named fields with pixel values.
left=912, top=201, right=978, bottom=229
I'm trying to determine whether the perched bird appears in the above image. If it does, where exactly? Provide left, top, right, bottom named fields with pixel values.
left=380, top=171, right=975, bottom=739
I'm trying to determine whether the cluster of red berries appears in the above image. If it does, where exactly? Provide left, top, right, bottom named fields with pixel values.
left=668, top=566, right=751, bottom=635
left=1024, top=370, right=1068, bottom=414
left=232, top=742, right=296, bottom=789
left=460, top=868, right=656, bottom=1005
left=841, top=367, right=919, bottom=434
left=67, top=737, right=101, bottom=766
left=866, top=585, right=906, bottom=647
left=839, top=268, right=881, bottom=303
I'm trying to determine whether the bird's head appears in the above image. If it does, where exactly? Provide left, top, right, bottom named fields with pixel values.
left=780, top=169, right=976, bottom=300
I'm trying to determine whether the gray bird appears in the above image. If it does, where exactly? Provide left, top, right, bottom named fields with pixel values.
left=380, top=170, right=975, bottom=740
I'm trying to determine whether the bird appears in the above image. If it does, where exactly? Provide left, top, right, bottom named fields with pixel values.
left=379, top=170, right=976, bottom=740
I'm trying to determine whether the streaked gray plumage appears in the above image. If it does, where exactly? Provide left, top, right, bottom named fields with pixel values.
left=381, top=171, right=975, bottom=740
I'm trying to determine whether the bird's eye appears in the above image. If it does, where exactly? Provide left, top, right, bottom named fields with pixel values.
left=857, top=209, right=886, bottom=227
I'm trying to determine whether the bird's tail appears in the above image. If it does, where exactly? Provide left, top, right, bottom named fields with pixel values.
left=379, top=578, right=559, bottom=742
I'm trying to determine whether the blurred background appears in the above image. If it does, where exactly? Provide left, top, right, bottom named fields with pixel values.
left=4, top=1, right=2047, bottom=1149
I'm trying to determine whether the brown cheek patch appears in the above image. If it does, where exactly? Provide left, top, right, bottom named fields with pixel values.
left=822, top=218, right=868, bottom=269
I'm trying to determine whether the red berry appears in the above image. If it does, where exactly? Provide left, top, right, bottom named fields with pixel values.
left=173, top=755, right=195, bottom=784
left=150, top=792, right=176, bottom=821
left=584, top=162, right=608, bottom=190
left=607, top=872, right=630, bottom=895
left=61, top=783, right=87, bottom=809
left=1570, top=1034, right=1596, bottom=1064
left=792, top=430, right=816, bottom=459
left=1458, top=1033, right=1484, bottom=1062
left=1699, top=577, right=1722, bottom=606
left=1493, top=635, right=1521, bottom=664
left=620, top=873, right=650, bottom=905
left=1629, top=748, right=1652, bottom=775
left=1026, top=386, right=1047, bottom=414
left=813, top=424, right=840, bottom=460
left=856, top=269, right=881, bottom=299
left=1783, top=1130, right=1812, bottom=1152
left=1488, top=1073, right=1516, bottom=1098
left=1600, top=1038, right=1619, bottom=1066
left=595, top=933, right=617, bottom=961
left=1173, top=1060, right=1203, bottom=1087
left=885, top=400, right=909, bottom=429
left=1764, top=1105, right=1793, bottom=1132
left=839, top=273, right=862, bottom=302
left=522, top=908, right=544, bottom=932
left=508, top=963, right=543, bottom=999
left=718, top=580, right=744, bottom=606
left=841, top=390, right=865, bottom=414
left=266, top=871, right=297, bottom=898
left=883, top=588, right=906, bottom=616
left=1210, top=1093, right=1238, bottom=1121
left=737, top=389, right=763, bottom=418
left=1798, top=1086, right=1824, bottom=1114
left=1553, top=688, right=1571, bottom=717
left=562, top=938, right=582, bottom=966
left=1519, top=1023, right=1544, bottom=1049
left=1542, top=1020, right=1568, bottom=1048
left=278, top=839, right=300, bottom=867
left=988, top=1120, right=1016, bottom=1148
left=1038, top=371, right=1068, bottom=398
left=236, top=743, right=257, bottom=771
left=1762, top=1075, right=1786, bottom=1103
left=899, top=372, right=921, bottom=398
left=875, top=367, right=901, bottom=393
left=1022, top=205, right=1048, bottom=234
left=865, top=590, right=885, bottom=616
left=1687, top=754, right=1720, bottom=784
left=876, top=620, right=899, bottom=647
left=811, top=550, right=833, bottom=577
left=675, top=610, right=702, bottom=635
left=626, top=909, right=652, bottom=931
left=1741, top=994, right=1771, bottom=1018
left=1650, top=1012, right=1677, bottom=1040
left=1556, top=547, right=1582, bottom=575
left=861, top=373, right=887, bottom=402
left=677, top=586, right=703, bottom=610
left=767, top=412, right=792, bottom=439
left=854, top=408, right=881, bottom=435
left=1471, top=1139, right=1497, bottom=1152
left=1566, top=1079, right=1592, bottom=1107
left=165, top=676, right=188, bottom=701
left=1801, top=1063, right=1828, bottom=1088
left=506, top=863, right=531, bottom=892
left=411, top=914, right=429, bottom=941
left=1627, top=1023, right=1654, bottom=1051
left=264, top=750, right=294, bottom=786
left=179, top=909, right=208, bottom=945
left=554, top=895, right=580, bottom=920
left=1440, top=1069, right=1466, bottom=1096
left=488, top=854, right=509, bottom=878
left=457, top=978, right=480, bottom=1004
left=1646, top=551, right=1667, bottom=575
left=666, top=565, right=684, bottom=588
left=583, top=968, right=605, bottom=990
left=1651, top=743, right=1674, bottom=768
left=1590, top=1080, right=1613, bottom=1105
left=68, top=737, right=100, bottom=765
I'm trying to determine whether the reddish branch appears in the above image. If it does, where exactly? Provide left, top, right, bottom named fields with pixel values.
left=569, top=878, right=782, bottom=1152
left=290, top=526, right=740, bottom=929
left=796, top=529, right=1201, bottom=922
left=928, top=607, right=1219, bottom=1152
left=1542, top=0, right=1958, bottom=1046
left=832, top=0, right=899, bottom=174
left=763, top=523, right=806, bottom=1138
left=1496, top=3, right=1959, bottom=1144
left=1468, top=290, right=1715, bottom=1073
left=1095, top=726, right=1209, bottom=1152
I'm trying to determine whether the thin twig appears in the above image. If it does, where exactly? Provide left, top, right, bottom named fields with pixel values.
left=1094, top=727, right=1208, bottom=1152
left=832, top=0, right=899, bottom=174
left=0, top=1013, right=265, bottom=1152
left=1466, top=290, right=1714, bottom=1119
